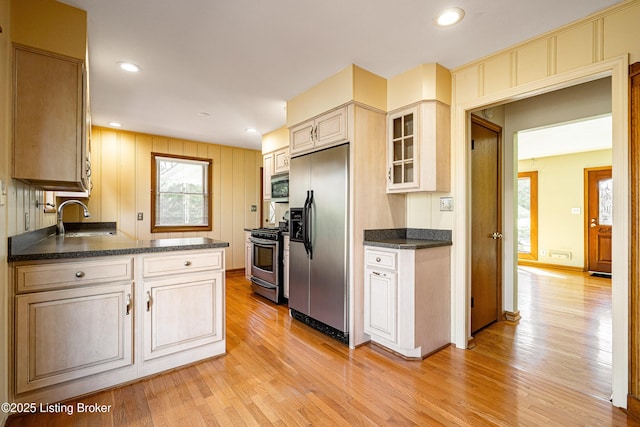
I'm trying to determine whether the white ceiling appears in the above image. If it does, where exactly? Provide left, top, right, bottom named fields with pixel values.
left=59, top=0, right=622, bottom=150
left=517, top=115, right=612, bottom=160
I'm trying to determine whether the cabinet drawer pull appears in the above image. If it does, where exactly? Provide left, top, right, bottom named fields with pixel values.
left=184, top=260, right=192, bottom=267
left=75, top=271, right=85, bottom=278
left=146, top=291, right=152, bottom=312
left=125, top=293, right=132, bottom=316
left=372, top=271, right=386, bottom=277
left=376, top=257, right=381, bottom=262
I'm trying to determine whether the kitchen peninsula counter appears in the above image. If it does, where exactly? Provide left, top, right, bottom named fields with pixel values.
left=8, top=224, right=229, bottom=262
left=8, top=223, right=228, bottom=405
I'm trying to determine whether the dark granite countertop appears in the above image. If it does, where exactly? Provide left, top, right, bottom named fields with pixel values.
left=8, top=224, right=229, bottom=262
left=363, top=228, right=452, bottom=250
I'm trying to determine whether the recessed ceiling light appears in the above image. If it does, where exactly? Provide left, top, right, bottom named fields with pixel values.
left=108, top=122, right=122, bottom=128
left=246, top=128, right=258, bottom=133
left=436, top=7, right=465, bottom=27
left=118, top=61, right=141, bottom=72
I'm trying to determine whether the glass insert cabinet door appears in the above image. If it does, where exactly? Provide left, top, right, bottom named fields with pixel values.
left=387, top=106, right=418, bottom=189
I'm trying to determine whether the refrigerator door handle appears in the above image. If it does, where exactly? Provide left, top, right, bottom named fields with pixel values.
left=307, top=190, right=314, bottom=260
left=302, top=191, right=310, bottom=257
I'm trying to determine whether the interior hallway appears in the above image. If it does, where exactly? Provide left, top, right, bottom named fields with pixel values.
left=473, top=266, right=615, bottom=402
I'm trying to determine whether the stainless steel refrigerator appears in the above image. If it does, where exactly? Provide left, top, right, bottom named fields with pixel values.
left=288, top=143, right=349, bottom=343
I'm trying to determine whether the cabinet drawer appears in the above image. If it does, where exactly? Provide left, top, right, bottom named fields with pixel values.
left=16, top=257, right=134, bottom=293
left=365, top=249, right=397, bottom=270
left=143, top=250, right=223, bottom=278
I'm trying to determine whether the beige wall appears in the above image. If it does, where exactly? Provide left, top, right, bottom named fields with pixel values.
left=10, top=0, right=86, bottom=60
left=519, top=149, right=612, bottom=269
left=65, top=127, right=262, bottom=270
left=262, top=126, right=288, bottom=154
left=286, top=64, right=387, bottom=127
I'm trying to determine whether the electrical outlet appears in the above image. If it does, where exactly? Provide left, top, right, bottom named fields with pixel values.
left=440, top=197, right=454, bottom=211
left=137, top=212, right=144, bottom=221
left=24, top=212, right=29, bottom=231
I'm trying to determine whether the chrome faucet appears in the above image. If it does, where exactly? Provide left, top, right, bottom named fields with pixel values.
left=57, top=200, right=91, bottom=235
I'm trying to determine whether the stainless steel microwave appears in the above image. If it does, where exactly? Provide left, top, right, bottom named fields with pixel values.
left=271, top=173, right=289, bottom=203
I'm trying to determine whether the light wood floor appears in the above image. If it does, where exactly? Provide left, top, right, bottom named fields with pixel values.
left=7, top=268, right=640, bottom=426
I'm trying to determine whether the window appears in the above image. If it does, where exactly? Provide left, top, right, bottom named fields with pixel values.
left=517, top=171, right=538, bottom=260
left=151, top=153, right=212, bottom=233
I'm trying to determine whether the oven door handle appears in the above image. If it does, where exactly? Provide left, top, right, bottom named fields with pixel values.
left=249, top=237, right=277, bottom=246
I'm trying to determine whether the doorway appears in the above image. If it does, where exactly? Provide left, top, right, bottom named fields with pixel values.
left=470, top=115, right=502, bottom=334
left=586, top=167, right=612, bottom=274
left=454, top=56, right=628, bottom=407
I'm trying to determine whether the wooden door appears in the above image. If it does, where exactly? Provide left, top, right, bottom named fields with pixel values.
left=628, top=60, right=640, bottom=418
left=470, top=115, right=502, bottom=334
left=586, top=167, right=612, bottom=274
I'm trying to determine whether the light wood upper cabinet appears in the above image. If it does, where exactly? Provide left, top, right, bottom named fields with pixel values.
left=273, top=147, right=290, bottom=174
left=263, top=152, right=274, bottom=200
left=13, top=45, right=90, bottom=192
left=290, top=106, right=348, bottom=156
left=386, top=101, right=450, bottom=193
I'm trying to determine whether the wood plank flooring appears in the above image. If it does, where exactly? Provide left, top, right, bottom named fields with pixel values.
left=6, top=267, right=640, bottom=426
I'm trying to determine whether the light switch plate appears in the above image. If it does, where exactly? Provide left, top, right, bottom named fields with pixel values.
left=440, top=197, right=454, bottom=211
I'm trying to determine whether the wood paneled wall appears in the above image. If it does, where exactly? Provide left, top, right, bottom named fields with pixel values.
left=7, top=183, right=56, bottom=236
left=63, top=127, right=262, bottom=270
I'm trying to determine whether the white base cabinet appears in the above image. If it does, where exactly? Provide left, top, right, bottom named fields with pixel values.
left=11, top=249, right=226, bottom=404
left=364, top=246, right=450, bottom=359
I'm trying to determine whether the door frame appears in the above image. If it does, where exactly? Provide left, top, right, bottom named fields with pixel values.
left=470, top=114, right=503, bottom=333
left=584, top=166, right=613, bottom=273
left=451, top=55, right=629, bottom=406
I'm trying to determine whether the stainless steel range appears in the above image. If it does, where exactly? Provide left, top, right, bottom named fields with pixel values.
left=249, top=227, right=284, bottom=304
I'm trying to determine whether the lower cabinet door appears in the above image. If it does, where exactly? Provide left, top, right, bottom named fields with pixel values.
left=143, top=271, right=223, bottom=361
left=245, top=240, right=252, bottom=281
left=15, top=283, right=134, bottom=393
left=364, top=268, right=397, bottom=343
